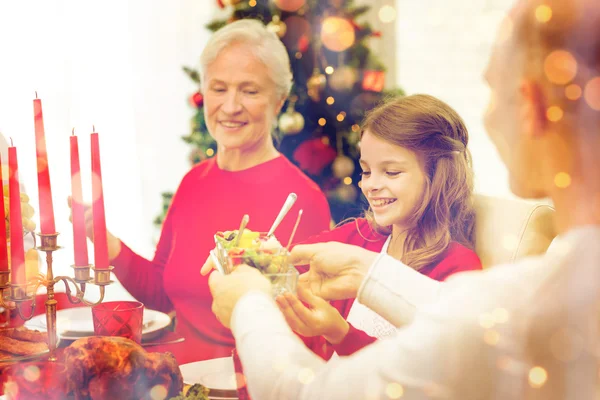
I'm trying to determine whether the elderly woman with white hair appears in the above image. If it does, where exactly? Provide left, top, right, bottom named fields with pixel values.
left=79, top=19, right=331, bottom=363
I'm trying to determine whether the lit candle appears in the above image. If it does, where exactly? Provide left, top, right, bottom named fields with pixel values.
left=33, top=94, right=56, bottom=234
left=70, top=130, right=89, bottom=266
left=90, top=129, right=109, bottom=269
left=0, top=154, right=8, bottom=272
left=8, top=144, right=25, bottom=284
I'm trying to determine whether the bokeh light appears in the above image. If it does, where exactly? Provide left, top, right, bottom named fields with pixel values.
left=206, top=148, right=215, bottom=157
left=565, top=84, right=582, bottom=100
left=325, top=66, right=334, bottom=75
left=321, top=17, right=356, bottom=52
left=326, top=96, right=335, bottom=105
left=274, top=0, right=305, bottom=12
left=535, top=5, right=552, bottom=23
left=149, top=384, right=168, bottom=400
left=318, top=118, right=326, bottom=126
left=544, top=50, right=577, bottom=85
left=546, top=106, right=563, bottom=122
left=584, top=76, right=600, bottom=111
left=343, top=177, right=352, bottom=185
left=385, top=383, right=404, bottom=399
left=554, top=172, right=571, bottom=189
left=484, top=330, right=500, bottom=346
left=378, top=5, right=397, bottom=23
left=528, top=366, right=548, bottom=388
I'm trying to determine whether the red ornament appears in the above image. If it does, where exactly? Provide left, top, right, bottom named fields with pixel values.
left=298, top=35, right=309, bottom=53
left=190, top=92, right=204, bottom=108
left=362, top=70, right=385, bottom=92
left=293, top=138, right=337, bottom=175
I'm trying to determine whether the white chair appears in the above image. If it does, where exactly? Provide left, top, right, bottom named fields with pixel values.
left=473, top=194, right=557, bottom=268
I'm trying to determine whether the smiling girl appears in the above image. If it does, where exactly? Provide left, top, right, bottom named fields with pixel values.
left=277, top=94, right=483, bottom=358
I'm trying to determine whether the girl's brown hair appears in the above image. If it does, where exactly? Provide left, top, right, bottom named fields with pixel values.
left=362, top=94, right=476, bottom=271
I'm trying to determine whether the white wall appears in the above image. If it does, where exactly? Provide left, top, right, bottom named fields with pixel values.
left=395, top=0, right=516, bottom=199
left=0, top=0, right=214, bottom=300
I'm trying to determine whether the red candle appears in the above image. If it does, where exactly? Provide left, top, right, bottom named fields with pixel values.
left=8, top=146, right=25, bottom=284
left=70, top=132, right=89, bottom=266
left=33, top=96, right=56, bottom=234
left=90, top=131, right=109, bottom=270
left=0, top=154, right=8, bottom=272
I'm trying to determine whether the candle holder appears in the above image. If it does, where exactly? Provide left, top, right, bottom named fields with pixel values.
left=0, top=231, right=112, bottom=361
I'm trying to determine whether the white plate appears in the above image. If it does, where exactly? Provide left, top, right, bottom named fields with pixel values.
left=23, top=307, right=171, bottom=341
left=180, top=357, right=238, bottom=399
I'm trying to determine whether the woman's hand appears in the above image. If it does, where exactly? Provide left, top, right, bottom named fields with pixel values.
left=289, top=242, right=377, bottom=301
left=208, top=265, right=271, bottom=328
left=67, top=196, right=122, bottom=261
left=276, top=284, right=349, bottom=344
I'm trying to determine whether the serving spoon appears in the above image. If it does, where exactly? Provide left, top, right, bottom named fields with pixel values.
left=266, top=193, right=297, bottom=239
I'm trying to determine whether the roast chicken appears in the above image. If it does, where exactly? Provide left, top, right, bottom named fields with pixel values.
left=63, top=336, right=183, bottom=400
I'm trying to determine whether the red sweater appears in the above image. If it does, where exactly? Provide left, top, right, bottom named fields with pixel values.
left=300, top=218, right=482, bottom=358
left=112, top=155, right=331, bottom=364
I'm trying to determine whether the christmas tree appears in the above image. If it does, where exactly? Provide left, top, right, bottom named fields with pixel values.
left=154, top=0, right=403, bottom=227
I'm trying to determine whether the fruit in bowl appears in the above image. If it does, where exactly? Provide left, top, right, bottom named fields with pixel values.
left=214, top=229, right=287, bottom=274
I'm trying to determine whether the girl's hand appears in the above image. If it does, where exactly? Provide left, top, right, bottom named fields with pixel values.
left=276, top=285, right=349, bottom=344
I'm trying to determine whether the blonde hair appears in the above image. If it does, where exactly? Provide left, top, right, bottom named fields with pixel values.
left=199, top=19, right=293, bottom=99
left=362, top=94, right=476, bottom=271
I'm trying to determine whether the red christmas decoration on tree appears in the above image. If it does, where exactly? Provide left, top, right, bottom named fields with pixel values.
left=293, top=138, right=337, bottom=176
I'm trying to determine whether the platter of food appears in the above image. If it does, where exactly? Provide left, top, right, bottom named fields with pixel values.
left=0, top=326, right=49, bottom=365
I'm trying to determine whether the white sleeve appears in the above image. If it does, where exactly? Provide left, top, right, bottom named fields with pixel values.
left=232, top=291, right=473, bottom=400
left=357, top=253, right=443, bottom=327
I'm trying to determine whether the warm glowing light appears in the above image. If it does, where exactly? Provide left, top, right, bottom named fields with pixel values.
left=529, top=366, right=548, bottom=388
left=352, top=124, right=361, bottom=132
left=321, top=17, right=356, bottom=52
left=249, top=0, right=257, bottom=6
left=584, top=77, right=600, bottom=111
left=378, top=5, right=397, bottom=23
left=546, top=106, right=563, bottom=122
left=274, top=0, right=305, bottom=12
left=206, top=148, right=215, bottom=157
left=325, top=66, right=334, bottom=75
left=535, top=5, right=552, bottom=23
left=544, top=50, right=577, bottom=85
left=479, top=313, right=495, bottom=329
left=326, top=96, right=335, bottom=105
left=149, top=384, right=168, bottom=400
left=484, top=330, right=500, bottom=346
left=385, top=383, right=404, bottom=399
left=336, top=113, right=345, bottom=122
left=321, top=136, right=330, bottom=145
left=343, top=177, right=352, bottom=185
left=295, top=52, right=302, bottom=59
left=492, top=308, right=509, bottom=323
left=23, top=365, right=41, bottom=382
left=565, top=84, right=582, bottom=100
left=318, top=118, right=327, bottom=126
left=554, top=172, right=571, bottom=188
left=298, top=368, right=315, bottom=384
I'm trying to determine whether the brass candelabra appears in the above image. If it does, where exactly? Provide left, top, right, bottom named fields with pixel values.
left=0, top=232, right=112, bottom=361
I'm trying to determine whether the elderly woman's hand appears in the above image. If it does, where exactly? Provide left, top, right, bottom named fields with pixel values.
left=289, top=242, right=378, bottom=301
left=208, top=265, right=271, bottom=328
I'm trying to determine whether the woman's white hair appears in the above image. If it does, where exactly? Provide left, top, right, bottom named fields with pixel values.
left=199, top=19, right=293, bottom=99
